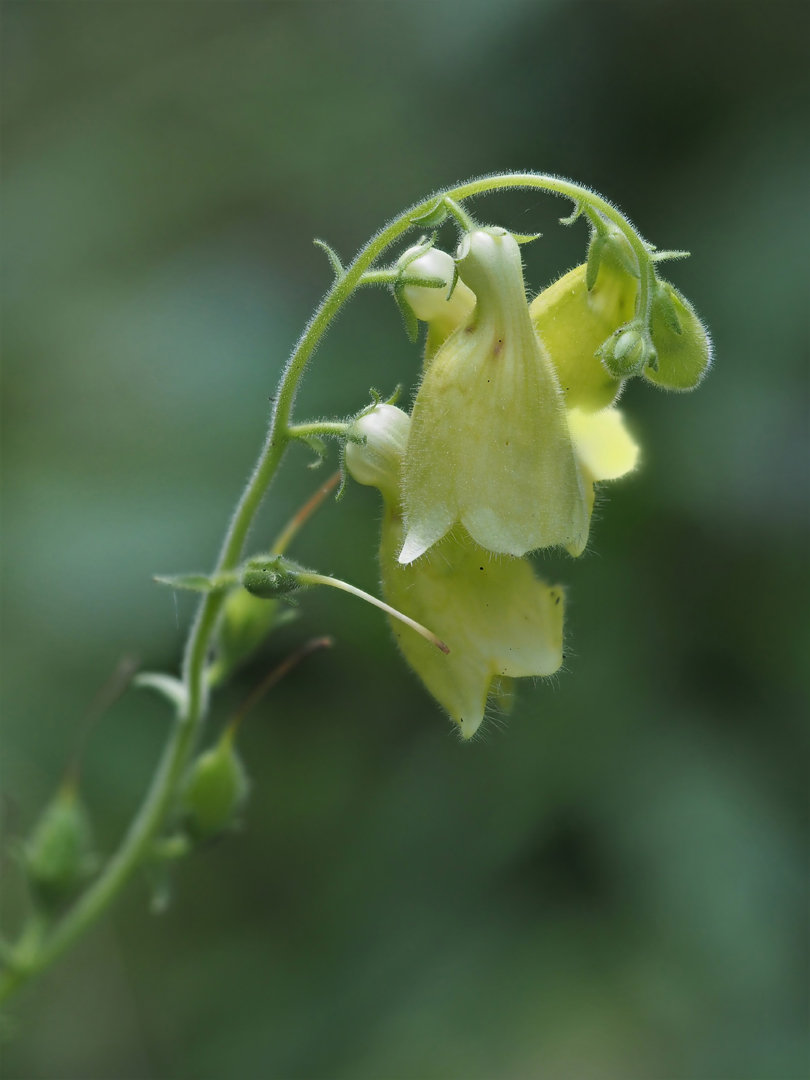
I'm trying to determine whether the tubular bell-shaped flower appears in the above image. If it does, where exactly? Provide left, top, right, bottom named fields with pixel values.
left=400, top=228, right=588, bottom=564
left=346, top=404, right=564, bottom=739
left=529, top=258, right=637, bottom=412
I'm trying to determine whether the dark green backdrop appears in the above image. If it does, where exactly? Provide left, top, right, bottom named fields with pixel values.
left=2, top=2, right=808, bottom=1078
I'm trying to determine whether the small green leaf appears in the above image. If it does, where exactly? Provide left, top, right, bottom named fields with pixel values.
left=559, top=200, right=584, bottom=226
left=313, top=239, right=344, bottom=279
left=299, top=434, right=328, bottom=466
left=154, top=572, right=236, bottom=593
left=134, top=672, right=188, bottom=713
left=651, top=249, right=690, bottom=263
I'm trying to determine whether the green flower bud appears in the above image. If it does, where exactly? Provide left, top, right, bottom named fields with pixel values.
left=401, top=227, right=588, bottom=563
left=208, top=587, right=296, bottom=687
left=598, top=319, right=657, bottom=379
left=345, top=403, right=410, bottom=503
left=529, top=262, right=636, bottom=411
left=400, top=246, right=476, bottom=362
left=242, top=556, right=303, bottom=601
left=180, top=730, right=249, bottom=843
left=645, top=281, right=712, bottom=390
left=25, top=784, right=96, bottom=910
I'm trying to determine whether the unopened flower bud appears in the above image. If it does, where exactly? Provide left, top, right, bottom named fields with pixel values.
left=598, top=320, right=657, bottom=379
left=399, top=246, right=476, bottom=361
left=242, top=556, right=302, bottom=601
left=646, top=281, right=712, bottom=390
left=181, top=731, right=249, bottom=843
left=401, top=227, right=587, bottom=563
left=208, top=588, right=294, bottom=687
left=344, top=403, right=410, bottom=504
left=25, top=784, right=96, bottom=910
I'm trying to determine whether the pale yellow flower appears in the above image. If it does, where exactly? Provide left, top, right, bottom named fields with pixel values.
left=400, top=228, right=588, bottom=564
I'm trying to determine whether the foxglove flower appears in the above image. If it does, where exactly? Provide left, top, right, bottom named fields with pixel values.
left=346, top=404, right=564, bottom=739
left=400, top=228, right=588, bottom=564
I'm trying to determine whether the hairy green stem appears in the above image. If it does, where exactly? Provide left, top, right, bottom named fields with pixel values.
left=0, top=172, right=652, bottom=1006
left=288, top=421, right=351, bottom=440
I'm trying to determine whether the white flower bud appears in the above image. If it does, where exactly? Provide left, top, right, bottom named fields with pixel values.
left=401, top=247, right=476, bottom=359
left=344, top=403, right=410, bottom=504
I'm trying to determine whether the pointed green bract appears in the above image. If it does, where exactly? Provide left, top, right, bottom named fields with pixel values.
left=401, top=229, right=587, bottom=563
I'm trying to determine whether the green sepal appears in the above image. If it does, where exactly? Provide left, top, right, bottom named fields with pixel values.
left=181, top=733, right=250, bottom=844
left=410, top=199, right=449, bottom=228
left=446, top=261, right=460, bottom=300
left=585, top=211, right=639, bottom=287
left=154, top=572, right=237, bottom=594
left=586, top=232, right=605, bottom=291
left=510, top=232, right=542, bottom=244
left=652, top=281, right=683, bottom=335
left=313, top=239, right=344, bottom=279
left=134, top=672, right=188, bottom=714
left=393, top=282, right=419, bottom=342
left=24, top=784, right=97, bottom=911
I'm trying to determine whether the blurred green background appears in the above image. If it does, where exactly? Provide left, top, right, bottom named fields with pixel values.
left=2, top=2, right=808, bottom=1078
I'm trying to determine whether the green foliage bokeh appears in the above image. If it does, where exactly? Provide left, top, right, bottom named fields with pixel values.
left=2, top=3, right=808, bottom=1078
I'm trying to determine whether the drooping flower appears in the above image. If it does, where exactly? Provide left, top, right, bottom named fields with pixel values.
left=346, top=404, right=565, bottom=739
left=529, top=258, right=636, bottom=412
left=530, top=261, right=711, bottom=400
left=400, top=228, right=588, bottom=564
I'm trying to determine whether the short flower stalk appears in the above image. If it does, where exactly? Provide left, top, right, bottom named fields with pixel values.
left=0, top=172, right=711, bottom=1007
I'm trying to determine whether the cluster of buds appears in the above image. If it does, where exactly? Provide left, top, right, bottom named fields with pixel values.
left=341, top=208, right=710, bottom=737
